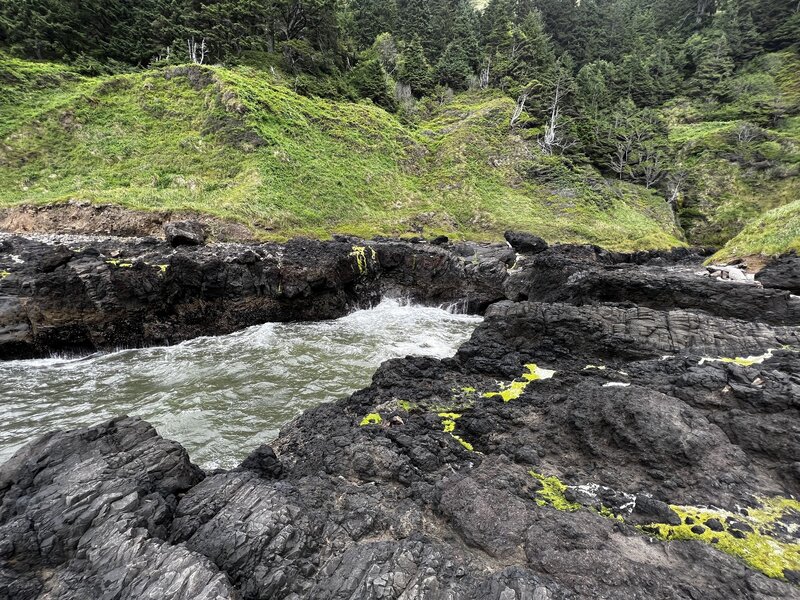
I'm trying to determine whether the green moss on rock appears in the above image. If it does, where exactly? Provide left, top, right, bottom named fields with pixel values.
left=483, top=363, right=555, bottom=402
left=645, top=497, right=800, bottom=580
left=359, top=413, right=382, bottom=426
left=529, top=470, right=582, bottom=512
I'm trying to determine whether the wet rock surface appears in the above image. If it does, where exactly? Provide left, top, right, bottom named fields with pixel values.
left=1, top=234, right=799, bottom=599
left=0, top=234, right=509, bottom=359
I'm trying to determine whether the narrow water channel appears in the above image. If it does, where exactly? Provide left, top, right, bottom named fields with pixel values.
left=0, top=299, right=482, bottom=469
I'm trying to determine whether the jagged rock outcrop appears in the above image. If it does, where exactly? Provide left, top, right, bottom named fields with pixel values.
left=2, top=233, right=799, bottom=599
left=0, top=234, right=741, bottom=360
left=505, top=245, right=800, bottom=326
left=757, top=253, right=800, bottom=295
left=0, top=235, right=509, bottom=359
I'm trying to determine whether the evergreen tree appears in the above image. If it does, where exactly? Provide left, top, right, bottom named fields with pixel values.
left=515, top=9, right=556, bottom=81
left=616, top=48, right=657, bottom=106
left=350, top=0, right=398, bottom=50
left=715, top=0, right=761, bottom=63
left=686, top=29, right=736, bottom=98
left=435, top=42, right=472, bottom=90
left=576, top=60, right=615, bottom=117
left=397, top=36, right=432, bottom=96
left=451, top=0, right=481, bottom=70
left=647, top=37, right=683, bottom=103
left=350, top=54, right=395, bottom=108
left=397, top=0, right=432, bottom=51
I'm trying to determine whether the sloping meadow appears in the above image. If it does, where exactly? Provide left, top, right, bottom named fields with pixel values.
left=0, top=56, right=683, bottom=250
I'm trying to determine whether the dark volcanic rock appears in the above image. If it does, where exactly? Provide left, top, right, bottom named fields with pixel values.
left=757, top=253, right=800, bottom=294
left=505, top=245, right=800, bottom=325
left=1, top=234, right=799, bottom=599
left=374, top=240, right=508, bottom=311
left=0, top=234, right=513, bottom=359
left=504, top=230, right=548, bottom=254
left=0, top=417, right=228, bottom=599
left=165, top=220, right=206, bottom=246
left=0, top=235, right=383, bottom=359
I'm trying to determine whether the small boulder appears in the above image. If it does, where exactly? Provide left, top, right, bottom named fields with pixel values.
left=504, top=231, right=548, bottom=255
left=705, top=518, right=724, bottom=532
left=631, top=496, right=682, bottom=526
left=165, top=221, right=206, bottom=247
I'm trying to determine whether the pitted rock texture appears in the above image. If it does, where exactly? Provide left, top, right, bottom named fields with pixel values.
left=2, top=234, right=799, bottom=599
left=2, top=244, right=800, bottom=599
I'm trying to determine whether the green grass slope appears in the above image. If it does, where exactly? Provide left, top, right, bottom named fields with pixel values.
left=0, top=54, right=683, bottom=249
left=667, top=49, right=800, bottom=258
left=712, top=199, right=800, bottom=262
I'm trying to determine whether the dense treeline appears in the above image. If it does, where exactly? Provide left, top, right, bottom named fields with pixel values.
left=1, top=0, right=798, bottom=189
left=2, top=0, right=796, bottom=80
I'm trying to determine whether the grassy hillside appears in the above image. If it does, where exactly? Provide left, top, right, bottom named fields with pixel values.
left=0, top=54, right=683, bottom=250
left=667, top=49, right=800, bottom=257
left=712, top=199, right=800, bottom=262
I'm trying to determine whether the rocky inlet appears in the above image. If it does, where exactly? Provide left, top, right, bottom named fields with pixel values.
left=1, top=230, right=799, bottom=599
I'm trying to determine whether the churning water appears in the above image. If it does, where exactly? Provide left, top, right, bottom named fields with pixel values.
left=0, top=300, right=481, bottom=469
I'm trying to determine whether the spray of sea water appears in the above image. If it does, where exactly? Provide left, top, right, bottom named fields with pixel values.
left=0, top=299, right=481, bottom=469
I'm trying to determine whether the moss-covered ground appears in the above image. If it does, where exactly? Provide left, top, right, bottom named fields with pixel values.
left=2, top=50, right=797, bottom=257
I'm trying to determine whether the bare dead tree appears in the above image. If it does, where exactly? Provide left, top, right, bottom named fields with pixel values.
left=510, top=87, right=531, bottom=129
left=538, top=71, right=575, bottom=155
left=187, top=37, right=208, bottom=65
left=695, top=0, right=715, bottom=24
left=610, top=138, right=633, bottom=179
left=735, top=122, right=759, bottom=144
left=637, top=144, right=666, bottom=189
left=666, top=169, right=688, bottom=213
left=395, top=82, right=415, bottom=113
left=153, top=46, right=171, bottom=63
left=480, top=58, right=491, bottom=89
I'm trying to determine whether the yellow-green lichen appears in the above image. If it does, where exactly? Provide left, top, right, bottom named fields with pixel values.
left=0, top=270, right=10, bottom=279
left=597, top=504, right=625, bottom=522
left=522, top=468, right=799, bottom=581
left=349, top=245, right=376, bottom=275
left=105, top=258, right=133, bottom=268
left=359, top=413, right=382, bottom=426
left=699, top=350, right=774, bottom=367
left=439, top=412, right=461, bottom=433
left=397, top=400, right=419, bottom=412
left=453, top=435, right=474, bottom=451
left=483, top=363, right=555, bottom=402
left=529, top=470, right=582, bottom=512
left=645, top=497, right=800, bottom=580
left=438, top=412, right=475, bottom=452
